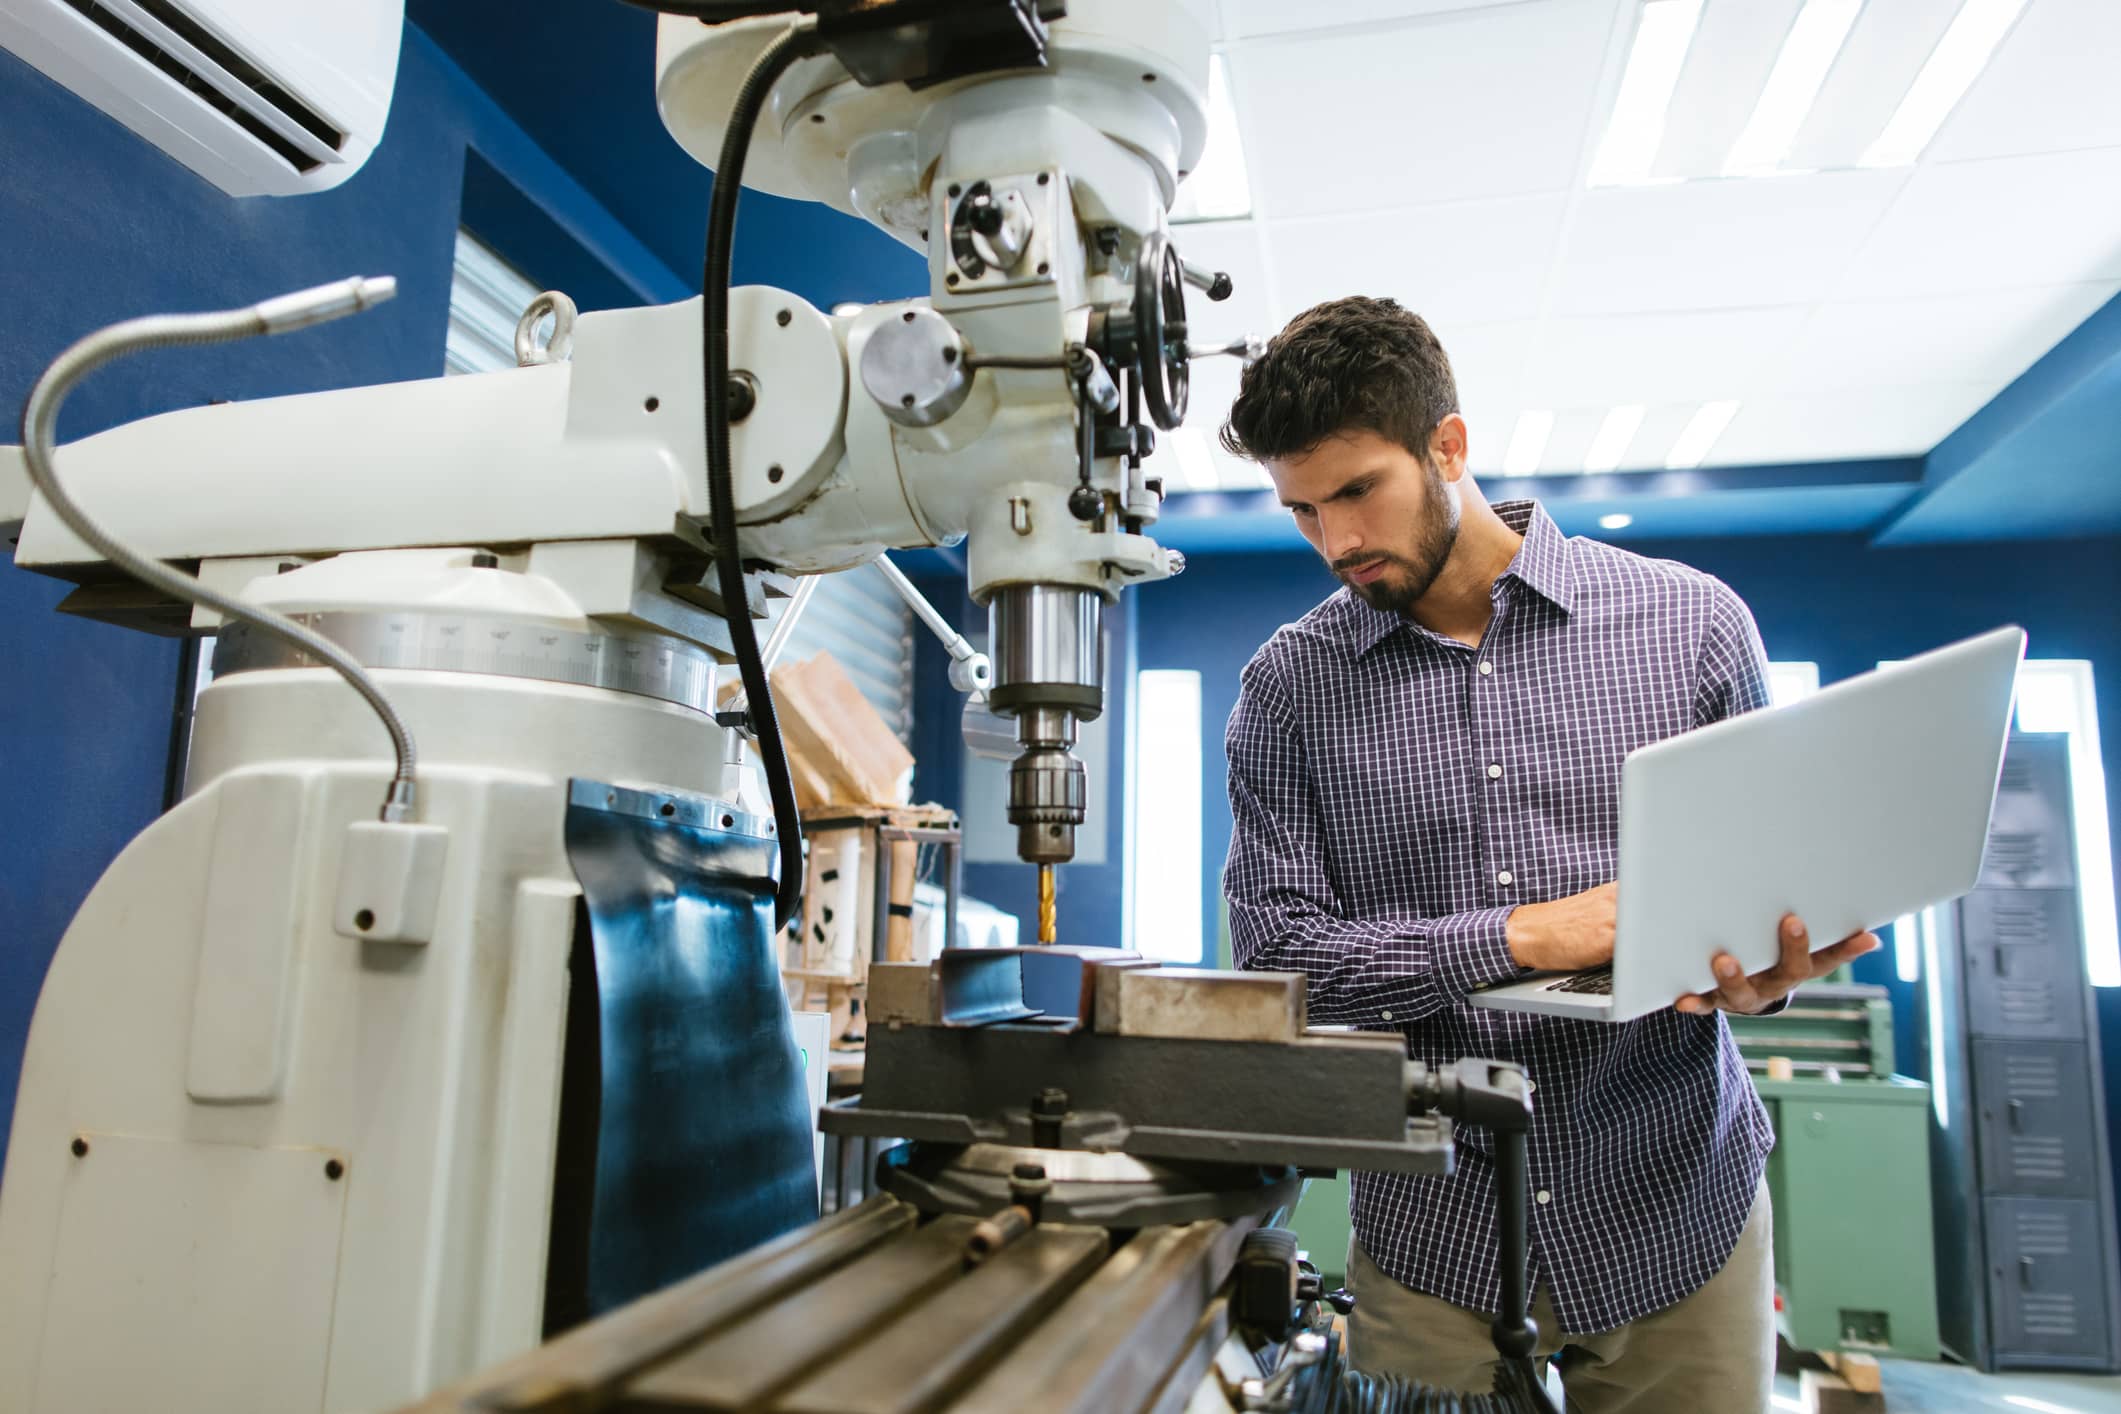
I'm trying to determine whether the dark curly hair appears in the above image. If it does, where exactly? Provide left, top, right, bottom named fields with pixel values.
left=1219, top=296, right=1459, bottom=463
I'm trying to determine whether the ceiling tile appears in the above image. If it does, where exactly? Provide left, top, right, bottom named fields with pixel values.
left=1229, top=0, right=1613, bottom=218
left=1268, top=194, right=1567, bottom=325
left=1926, top=0, right=2121, bottom=163
left=1522, top=306, right=1813, bottom=408
left=1552, top=168, right=1909, bottom=315
left=1708, top=382, right=1994, bottom=464
left=1167, top=220, right=1278, bottom=340
left=1434, top=320, right=1542, bottom=412
left=1772, top=282, right=2121, bottom=394
left=1835, top=146, right=2121, bottom=298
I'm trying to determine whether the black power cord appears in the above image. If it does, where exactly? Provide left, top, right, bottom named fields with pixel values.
left=701, top=19, right=822, bottom=930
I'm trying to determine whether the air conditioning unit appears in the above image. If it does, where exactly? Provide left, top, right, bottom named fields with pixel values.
left=0, top=0, right=402, bottom=197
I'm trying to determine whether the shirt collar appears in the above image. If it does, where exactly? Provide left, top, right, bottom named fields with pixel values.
left=1495, top=499, right=1575, bottom=616
left=1335, top=498, right=1575, bottom=658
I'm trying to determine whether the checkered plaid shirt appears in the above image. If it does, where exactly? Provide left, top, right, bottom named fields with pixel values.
left=1224, top=499, right=1774, bottom=1335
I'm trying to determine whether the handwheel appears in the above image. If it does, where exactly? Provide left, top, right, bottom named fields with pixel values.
left=1133, top=229, right=1190, bottom=431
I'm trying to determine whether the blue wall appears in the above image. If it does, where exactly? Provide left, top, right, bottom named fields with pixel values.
left=0, top=23, right=920, bottom=1165
left=1132, top=523, right=2121, bottom=1220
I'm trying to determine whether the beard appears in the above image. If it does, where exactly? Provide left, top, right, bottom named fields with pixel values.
left=1331, top=456, right=1461, bottom=614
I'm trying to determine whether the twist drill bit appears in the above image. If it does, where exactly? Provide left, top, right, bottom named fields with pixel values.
left=1037, top=864, right=1056, bottom=944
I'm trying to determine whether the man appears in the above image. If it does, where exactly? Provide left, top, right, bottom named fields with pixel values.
left=1218, top=297, right=1878, bottom=1411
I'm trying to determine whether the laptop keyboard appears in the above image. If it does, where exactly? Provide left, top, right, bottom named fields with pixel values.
left=1547, top=965, right=1614, bottom=995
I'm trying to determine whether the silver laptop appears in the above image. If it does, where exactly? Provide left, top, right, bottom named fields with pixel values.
left=1469, top=625, right=2026, bottom=1023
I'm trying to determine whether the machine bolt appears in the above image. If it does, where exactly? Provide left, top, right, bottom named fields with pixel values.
left=1030, top=1089, right=1069, bottom=1149
left=70, top=1135, right=88, bottom=1158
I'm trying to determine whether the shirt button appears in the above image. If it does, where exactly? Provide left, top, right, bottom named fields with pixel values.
left=1381, top=1009, right=1394, bottom=1021
left=1536, top=1189, right=1552, bottom=1205
left=1497, top=870, right=1515, bottom=886
left=1487, top=763, right=1504, bottom=779
left=1478, top=661, right=1494, bottom=676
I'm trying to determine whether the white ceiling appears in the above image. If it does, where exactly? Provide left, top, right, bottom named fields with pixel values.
left=1153, top=0, right=2121, bottom=492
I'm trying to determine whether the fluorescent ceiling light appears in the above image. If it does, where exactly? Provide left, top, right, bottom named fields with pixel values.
left=1171, top=54, right=1252, bottom=223
left=1584, top=405, right=1646, bottom=473
left=1588, top=1, right=1703, bottom=187
left=1665, top=400, right=1739, bottom=468
left=1724, top=0, right=1862, bottom=176
left=1503, top=411, right=1555, bottom=477
left=1861, top=0, right=2028, bottom=168
left=1598, top=512, right=1634, bottom=530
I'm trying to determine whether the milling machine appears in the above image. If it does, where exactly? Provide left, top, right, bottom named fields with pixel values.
left=0, top=5, right=1548, bottom=1411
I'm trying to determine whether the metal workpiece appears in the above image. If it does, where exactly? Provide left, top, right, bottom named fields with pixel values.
left=859, top=306, right=972, bottom=428
left=215, top=609, right=726, bottom=716
left=1101, top=968, right=1310, bottom=1043
left=865, top=950, right=1045, bottom=1029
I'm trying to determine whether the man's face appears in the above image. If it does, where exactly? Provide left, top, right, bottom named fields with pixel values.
left=1266, top=424, right=1465, bottom=615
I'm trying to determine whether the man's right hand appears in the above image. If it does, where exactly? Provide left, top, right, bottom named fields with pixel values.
left=1505, top=882, right=1616, bottom=972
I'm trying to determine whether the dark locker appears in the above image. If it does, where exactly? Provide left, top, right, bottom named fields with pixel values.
left=1964, top=890, right=2088, bottom=1042
left=1973, top=1040, right=2098, bottom=1198
left=1985, top=1198, right=2114, bottom=1365
left=1924, top=733, right=2120, bottom=1372
left=1977, top=746, right=2077, bottom=890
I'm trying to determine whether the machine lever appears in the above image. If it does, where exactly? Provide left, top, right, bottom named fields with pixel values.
left=1180, top=261, right=1234, bottom=301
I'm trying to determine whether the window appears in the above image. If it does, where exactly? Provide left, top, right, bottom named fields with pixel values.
left=1129, top=670, right=1204, bottom=963
left=2014, top=660, right=2116, bottom=987
left=1766, top=660, right=1819, bottom=708
left=1168, top=55, right=1251, bottom=224
left=446, top=229, right=542, bottom=375
left=1888, top=658, right=2115, bottom=987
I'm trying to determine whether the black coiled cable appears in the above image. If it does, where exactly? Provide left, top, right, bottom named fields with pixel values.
left=701, top=20, right=822, bottom=929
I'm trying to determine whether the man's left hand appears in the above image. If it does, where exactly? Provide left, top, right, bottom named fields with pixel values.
left=1675, top=913, right=1881, bottom=1016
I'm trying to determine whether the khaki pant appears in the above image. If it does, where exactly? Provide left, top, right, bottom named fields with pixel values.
left=1347, top=1182, right=1775, bottom=1414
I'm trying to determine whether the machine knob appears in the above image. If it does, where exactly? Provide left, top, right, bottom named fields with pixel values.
left=861, top=307, right=973, bottom=428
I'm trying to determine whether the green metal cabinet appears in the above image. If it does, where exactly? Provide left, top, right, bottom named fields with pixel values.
left=1756, top=1074, right=1941, bottom=1359
left=1290, top=1171, right=1354, bottom=1289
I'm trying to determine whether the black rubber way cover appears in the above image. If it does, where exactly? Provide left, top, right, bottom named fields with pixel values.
left=554, top=781, right=818, bottom=1324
